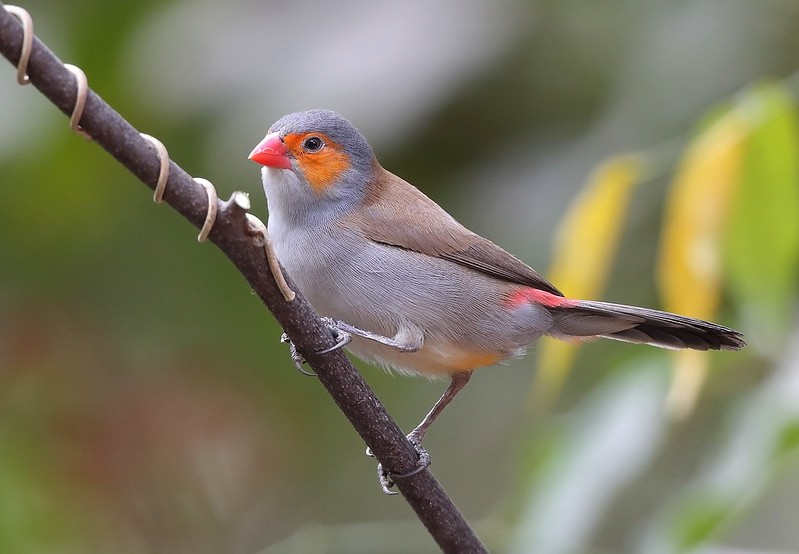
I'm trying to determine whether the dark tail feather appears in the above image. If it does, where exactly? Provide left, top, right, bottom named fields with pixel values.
left=547, top=300, right=745, bottom=351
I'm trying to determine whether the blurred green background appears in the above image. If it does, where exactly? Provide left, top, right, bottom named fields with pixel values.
left=1, top=1, right=798, bottom=552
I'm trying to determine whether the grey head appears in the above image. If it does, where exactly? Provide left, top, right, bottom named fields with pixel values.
left=268, top=109, right=375, bottom=174
left=262, top=109, right=377, bottom=225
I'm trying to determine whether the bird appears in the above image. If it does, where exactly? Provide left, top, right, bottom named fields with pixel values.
left=248, top=109, right=745, bottom=492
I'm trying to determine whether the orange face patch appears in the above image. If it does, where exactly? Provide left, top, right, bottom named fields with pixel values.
left=282, top=132, right=351, bottom=194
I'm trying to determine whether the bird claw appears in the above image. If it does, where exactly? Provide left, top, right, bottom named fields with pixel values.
left=280, top=320, right=352, bottom=377
left=367, top=433, right=431, bottom=495
left=281, top=333, right=316, bottom=376
left=317, top=317, right=353, bottom=354
left=377, top=462, right=399, bottom=495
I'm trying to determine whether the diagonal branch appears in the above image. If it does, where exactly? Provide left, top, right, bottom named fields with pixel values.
left=0, top=4, right=486, bottom=553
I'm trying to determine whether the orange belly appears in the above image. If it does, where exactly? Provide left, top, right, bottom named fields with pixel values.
left=348, top=336, right=504, bottom=378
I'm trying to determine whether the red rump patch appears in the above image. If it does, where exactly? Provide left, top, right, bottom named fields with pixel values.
left=506, top=288, right=578, bottom=309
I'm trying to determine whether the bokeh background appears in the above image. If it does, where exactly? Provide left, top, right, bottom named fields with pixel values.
left=2, top=0, right=799, bottom=552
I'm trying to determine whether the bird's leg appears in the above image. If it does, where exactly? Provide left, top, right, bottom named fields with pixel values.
left=407, top=371, right=472, bottom=445
left=373, top=371, right=472, bottom=494
left=323, top=317, right=423, bottom=353
left=281, top=318, right=420, bottom=376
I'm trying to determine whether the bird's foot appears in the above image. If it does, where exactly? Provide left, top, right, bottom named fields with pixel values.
left=280, top=333, right=315, bottom=376
left=317, top=317, right=353, bottom=354
left=280, top=319, right=352, bottom=377
left=366, top=432, right=431, bottom=495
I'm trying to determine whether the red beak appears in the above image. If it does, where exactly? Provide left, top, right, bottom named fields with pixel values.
left=248, top=132, right=291, bottom=169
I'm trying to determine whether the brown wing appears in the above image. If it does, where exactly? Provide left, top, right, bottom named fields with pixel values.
left=342, top=165, right=563, bottom=296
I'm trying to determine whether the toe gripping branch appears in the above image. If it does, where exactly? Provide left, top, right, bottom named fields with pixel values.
left=281, top=318, right=352, bottom=376
left=371, top=436, right=431, bottom=495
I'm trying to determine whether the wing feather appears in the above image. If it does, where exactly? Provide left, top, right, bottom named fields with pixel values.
left=342, top=166, right=563, bottom=296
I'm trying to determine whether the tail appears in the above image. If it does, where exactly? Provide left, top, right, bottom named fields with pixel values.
left=547, top=300, right=745, bottom=351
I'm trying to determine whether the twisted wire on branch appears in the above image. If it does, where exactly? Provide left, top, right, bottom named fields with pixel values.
left=0, top=4, right=487, bottom=553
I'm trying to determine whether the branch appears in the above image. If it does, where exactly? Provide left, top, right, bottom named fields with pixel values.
left=0, top=4, right=486, bottom=553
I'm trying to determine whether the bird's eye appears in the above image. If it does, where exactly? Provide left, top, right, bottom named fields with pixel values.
left=302, top=136, right=324, bottom=152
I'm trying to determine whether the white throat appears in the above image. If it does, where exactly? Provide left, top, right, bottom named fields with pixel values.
left=261, top=167, right=344, bottom=233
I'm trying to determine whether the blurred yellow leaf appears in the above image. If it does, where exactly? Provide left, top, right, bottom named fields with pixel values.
left=658, top=112, right=747, bottom=418
left=531, top=156, right=641, bottom=409
left=666, top=350, right=709, bottom=422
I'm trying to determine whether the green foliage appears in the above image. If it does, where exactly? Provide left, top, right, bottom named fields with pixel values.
left=725, top=83, right=799, bottom=347
left=672, top=495, right=731, bottom=551
left=775, top=420, right=799, bottom=459
left=0, top=437, right=84, bottom=553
